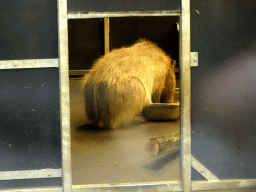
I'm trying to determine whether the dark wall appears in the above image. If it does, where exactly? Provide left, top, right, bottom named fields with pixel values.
left=68, top=17, right=179, bottom=70
left=68, top=19, right=105, bottom=70
left=0, top=68, right=62, bottom=187
left=0, top=1, right=58, bottom=60
left=191, top=0, right=256, bottom=179
left=67, top=1, right=181, bottom=71
left=109, top=17, right=179, bottom=62
left=68, top=0, right=180, bottom=12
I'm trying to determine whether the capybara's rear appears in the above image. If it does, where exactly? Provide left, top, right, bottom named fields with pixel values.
left=82, top=39, right=176, bottom=128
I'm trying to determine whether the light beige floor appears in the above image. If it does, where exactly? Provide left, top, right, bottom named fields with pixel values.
left=70, top=78, right=180, bottom=185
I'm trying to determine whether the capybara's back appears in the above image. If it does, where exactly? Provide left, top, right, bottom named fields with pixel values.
left=82, top=39, right=176, bottom=128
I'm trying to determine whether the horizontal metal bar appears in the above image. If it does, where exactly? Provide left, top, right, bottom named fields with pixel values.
left=69, top=70, right=90, bottom=76
left=0, top=169, right=61, bottom=180
left=0, top=59, right=58, bottom=69
left=69, top=69, right=180, bottom=76
left=191, top=156, right=219, bottom=181
left=192, top=179, right=256, bottom=191
left=1, top=180, right=256, bottom=192
left=68, top=11, right=181, bottom=19
left=73, top=181, right=182, bottom=192
left=0, top=187, right=62, bottom=192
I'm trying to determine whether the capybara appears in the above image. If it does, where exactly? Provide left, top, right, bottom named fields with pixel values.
left=82, top=39, right=176, bottom=128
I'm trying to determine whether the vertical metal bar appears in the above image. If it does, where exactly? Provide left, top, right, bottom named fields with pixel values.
left=57, top=0, right=72, bottom=191
left=104, top=18, right=110, bottom=54
left=180, top=0, right=191, bottom=191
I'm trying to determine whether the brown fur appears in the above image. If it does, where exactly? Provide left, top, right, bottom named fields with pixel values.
left=82, top=39, right=176, bottom=128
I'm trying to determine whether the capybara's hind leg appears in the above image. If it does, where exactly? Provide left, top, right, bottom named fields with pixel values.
left=162, top=60, right=176, bottom=103
left=107, top=80, right=147, bottom=128
left=109, top=108, right=140, bottom=128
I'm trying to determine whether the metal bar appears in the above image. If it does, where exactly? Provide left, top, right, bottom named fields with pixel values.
left=68, top=11, right=181, bottom=19
left=180, top=0, right=191, bottom=191
left=0, top=181, right=255, bottom=192
left=192, top=179, right=256, bottom=191
left=0, top=59, right=58, bottom=69
left=69, top=69, right=179, bottom=76
left=0, top=187, right=62, bottom=192
left=57, top=0, right=72, bottom=191
left=190, top=52, right=198, bottom=67
left=104, top=18, right=110, bottom=54
left=0, top=169, right=61, bottom=181
left=69, top=70, right=90, bottom=76
left=191, top=156, right=219, bottom=181
left=72, top=181, right=182, bottom=192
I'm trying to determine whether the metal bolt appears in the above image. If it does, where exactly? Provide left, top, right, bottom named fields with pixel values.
left=48, top=173, right=51, bottom=177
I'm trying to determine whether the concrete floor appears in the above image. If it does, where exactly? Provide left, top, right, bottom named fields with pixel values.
left=70, top=78, right=180, bottom=185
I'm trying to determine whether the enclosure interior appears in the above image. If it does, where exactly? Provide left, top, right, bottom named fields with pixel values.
left=68, top=16, right=181, bottom=185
